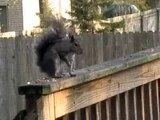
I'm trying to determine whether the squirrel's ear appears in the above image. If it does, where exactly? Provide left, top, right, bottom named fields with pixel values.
left=70, top=35, right=75, bottom=42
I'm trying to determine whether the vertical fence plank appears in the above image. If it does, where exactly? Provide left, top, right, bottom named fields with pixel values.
left=25, top=37, right=33, bottom=82
left=134, top=32, right=141, bottom=52
left=94, top=34, right=104, bottom=64
left=6, top=38, right=18, bottom=119
left=74, top=110, right=81, bottom=120
left=153, top=31, right=159, bottom=47
left=147, top=31, right=154, bottom=49
left=103, top=33, right=114, bottom=61
left=15, top=37, right=26, bottom=111
left=125, top=92, right=129, bottom=120
left=141, top=85, right=145, bottom=120
left=87, top=34, right=95, bottom=66
left=0, top=39, right=9, bottom=120
left=126, top=32, right=134, bottom=55
left=149, top=83, right=153, bottom=120
left=115, top=33, right=123, bottom=58
left=106, top=99, right=111, bottom=120
left=125, top=91, right=130, bottom=120
left=116, top=95, right=120, bottom=120
left=96, top=103, right=102, bottom=120
left=133, top=89, right=137, bottom=120
left=121, top=32, right=127, bottom=56
left=76, top=34, right=90, bottom=69
left=85, top=107, right=91, bottom=120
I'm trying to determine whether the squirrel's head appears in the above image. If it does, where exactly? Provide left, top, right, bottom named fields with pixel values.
left=70, top=35, right=83, bottom=54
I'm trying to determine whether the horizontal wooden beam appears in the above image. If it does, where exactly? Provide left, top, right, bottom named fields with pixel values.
left=54, top=59, right=160, bottom=118
left=18, top=46, right=160, bottom=95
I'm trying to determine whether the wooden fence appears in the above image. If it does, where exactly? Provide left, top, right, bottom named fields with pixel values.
left=18, top=46, right=160, bottom=120
left=108, top=8, right=160, bottom=32
left=0, top=31, right=160, bottom=119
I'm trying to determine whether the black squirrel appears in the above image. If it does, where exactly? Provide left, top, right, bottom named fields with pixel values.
left=35, top=20, right=83, bottom=78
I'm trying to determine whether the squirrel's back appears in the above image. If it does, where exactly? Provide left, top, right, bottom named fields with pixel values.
left=35, top=19, right=66, bottom=72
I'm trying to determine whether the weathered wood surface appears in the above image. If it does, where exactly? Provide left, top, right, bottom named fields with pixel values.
left=108, top=8, right=160, bottom=32
left=19, top=46, right=160, bottom=94
left=18, top=46, right=160, bottom=119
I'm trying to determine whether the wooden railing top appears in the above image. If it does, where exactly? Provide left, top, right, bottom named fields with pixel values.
left=18, top=46, right=160, bottom=95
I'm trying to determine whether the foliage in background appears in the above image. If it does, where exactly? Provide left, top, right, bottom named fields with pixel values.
left=122, top=0, right=150, bottom=11
left=69, top=0, right=102, bottom=33
left=136, top=1, right=150, bottom=11
left=69, top=0, right=150, bottom=33
left=96, top=20, right=125, bottom=33
left=39, top=0, right=150, bottom=33
left=38, top=0, right=57, bottom=28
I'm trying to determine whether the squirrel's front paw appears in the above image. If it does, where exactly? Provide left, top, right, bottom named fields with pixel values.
left=54, top=73, right=64, bottom=78
left=69, top=72, right=76, bottom=77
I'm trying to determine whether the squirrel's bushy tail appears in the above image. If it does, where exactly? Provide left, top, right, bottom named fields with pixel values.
left=35, top=19, right=67, bottom=73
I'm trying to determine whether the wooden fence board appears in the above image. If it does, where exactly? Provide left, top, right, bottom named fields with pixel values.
left=125, top=92, right=129, bottom=120
left=6, top=38, right=17, bottom=120
left=133, top=89, right=137, bottom=120
left=106, top=99, right=111, bottom=120
left=103, top=33, right=114, bottom=61
left=125, top=32, right=134, bottom=55
left=0, top=39, right=9, bottom=120
left=94, top=34, right=103, bottom=64
left=115, top=33, right=123, bottom=58
left=37, top=94, right=56, bottom=120
left=96, top=103, right=102, bottom=120
left=116, top=95, right=120, bottom=120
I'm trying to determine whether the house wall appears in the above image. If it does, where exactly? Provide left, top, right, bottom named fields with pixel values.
left=0, top=0, right=71, bottom=32
left=0, top=0, right=23, bottom=32
left=0, top=0, right=40, bottom=32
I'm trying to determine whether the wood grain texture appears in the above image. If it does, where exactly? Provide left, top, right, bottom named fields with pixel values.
left=37, top=94, right=55, bottom=120
left=53, top=59, right=160, bottom=118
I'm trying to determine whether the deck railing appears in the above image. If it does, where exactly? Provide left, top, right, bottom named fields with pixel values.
left=18, top=46, right=160, bottom=120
